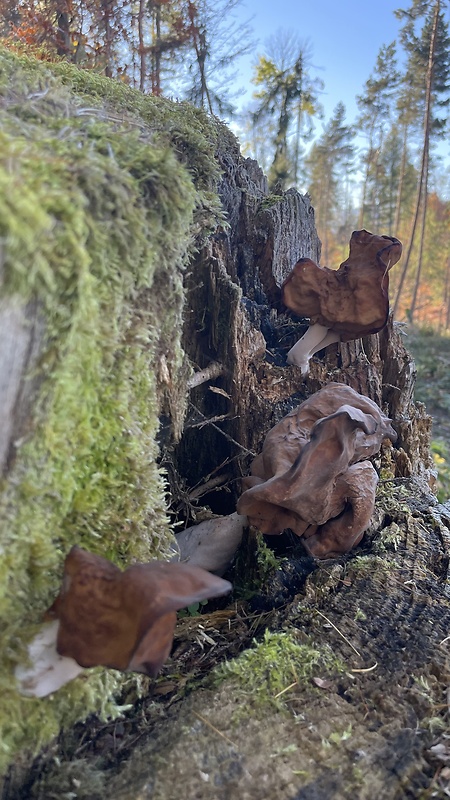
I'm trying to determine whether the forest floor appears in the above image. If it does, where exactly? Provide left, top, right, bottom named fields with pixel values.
left=404, top=324, right=450, bottom=501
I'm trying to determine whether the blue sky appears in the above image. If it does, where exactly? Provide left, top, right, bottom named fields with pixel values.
left=232, top=0, right=405, bottom=124
left=229, top=0, right=450, bottom=190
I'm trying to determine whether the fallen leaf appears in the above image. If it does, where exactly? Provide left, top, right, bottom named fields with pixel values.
left=312, top=676, right=333, bottom=689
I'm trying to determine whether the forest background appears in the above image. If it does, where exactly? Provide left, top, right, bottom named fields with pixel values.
left=2, top=0, right=450, bottom=328
left=3, top=0, right=450, bottom=470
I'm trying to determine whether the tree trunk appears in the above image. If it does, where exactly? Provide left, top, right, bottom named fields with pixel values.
left=138, top=0, right=146, bottom=91
left=409, top=143, right=430, bottom=322
left=5, top=131, right=441, bottom=800
left=55, top=3, right=72, bottom=58
left=393, top=122, right=408, bottom=233
left=358, top=155, right=370, bottom=230
left=393, top=0, right=439, bottom=317
left=152, top=2, right=161, bottom=95
left=293, top=78, right=303, bottom=185
left=102, top=0, right=113, bottom=78
left=445, top=256, right=450, bottom=329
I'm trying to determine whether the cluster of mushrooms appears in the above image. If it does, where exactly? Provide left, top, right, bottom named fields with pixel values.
left=16, top=230, right=402, bottom=697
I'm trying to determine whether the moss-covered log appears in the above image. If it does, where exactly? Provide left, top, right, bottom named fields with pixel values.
left=0, top=47, right=223, bottom=769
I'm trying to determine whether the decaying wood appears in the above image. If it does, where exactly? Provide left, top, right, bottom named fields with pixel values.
left=102, top=485, right=450, bottom=800
left=186, top=361, right=224, bottom=389
left=175, top=153, right=432, bottom=518
left=143, top=143, right=446, bottom=800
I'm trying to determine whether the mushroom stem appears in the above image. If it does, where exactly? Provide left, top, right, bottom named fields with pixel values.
left=286, top=324, right=340, bottom=372
left=15, top=620, right=85, bottom=697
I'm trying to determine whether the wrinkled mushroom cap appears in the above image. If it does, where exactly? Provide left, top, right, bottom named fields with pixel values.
left=248, top=383, right=396, bottom=484
left=345, top=229, right=402, bottom=266
left=281, top=229, right=402, bottom=340
left=301, top=461, right=379, bottom=558
left=237, top=384, right=396, bottom=558
left=46, top=546, right=232, bottom=676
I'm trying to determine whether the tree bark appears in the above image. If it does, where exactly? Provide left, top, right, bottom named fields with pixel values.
left=409, top=143, right=429, bottom=321
left=393, top=122, right=408, bottom=233
left=138, top=0, right=146, bottom=91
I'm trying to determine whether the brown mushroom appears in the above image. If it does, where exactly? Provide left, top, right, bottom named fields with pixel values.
left=237, top=384, right=397, bottom=558
left=301, top=461, right=378, bottom=558
left=246, top=382, right=396, bottom=484
left=281, top=229, right=402, bottom=372
left=16, top=546, right=232, bottom=696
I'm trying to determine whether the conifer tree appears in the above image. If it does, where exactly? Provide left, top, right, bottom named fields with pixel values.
left=306, top=102, right=355, bottom=262
left=356, top=42, right=400, bottom=229
left=251, top=30, right=323, bottom=190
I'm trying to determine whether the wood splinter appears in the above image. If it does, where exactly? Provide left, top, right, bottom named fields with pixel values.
left=187, top=361, right=224, bottom=389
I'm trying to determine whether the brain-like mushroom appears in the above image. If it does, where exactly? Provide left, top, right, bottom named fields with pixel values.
left=237, top=383, right=397, bottom=558
left=16, top=546, right=232, bottom=697
left=281, top=229, right=402, bottom=373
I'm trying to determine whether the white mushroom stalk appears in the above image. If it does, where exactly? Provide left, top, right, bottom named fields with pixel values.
left=286, top=324, right=341, bottom=374
left=15, top=620, right=85, bottom=698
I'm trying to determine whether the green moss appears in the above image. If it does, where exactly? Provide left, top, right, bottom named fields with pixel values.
left=348, top=554, right=396, bottom=578
left=326, top=724, right=353, bottom=746
left=376, top=479, right=411, bottom=517
left=233, top=533, right=285, bottom=600
left=213, top=630, right=344, bottom=713
left=259, top=194, right=284, bottom=210
left=372, top=522, right=403, bottom=554
left=255, top=536, right=283, bottom=581
left=28, top=758, right=108, bottom=800
left=0, top=47, right=227, bottom=774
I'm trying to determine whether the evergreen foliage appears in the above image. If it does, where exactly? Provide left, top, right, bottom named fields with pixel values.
left=305, top=102, right=355, bottom=262
left=238, top=10, right=450, bottom=327
left=250, top=31, right=324, bottom=190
